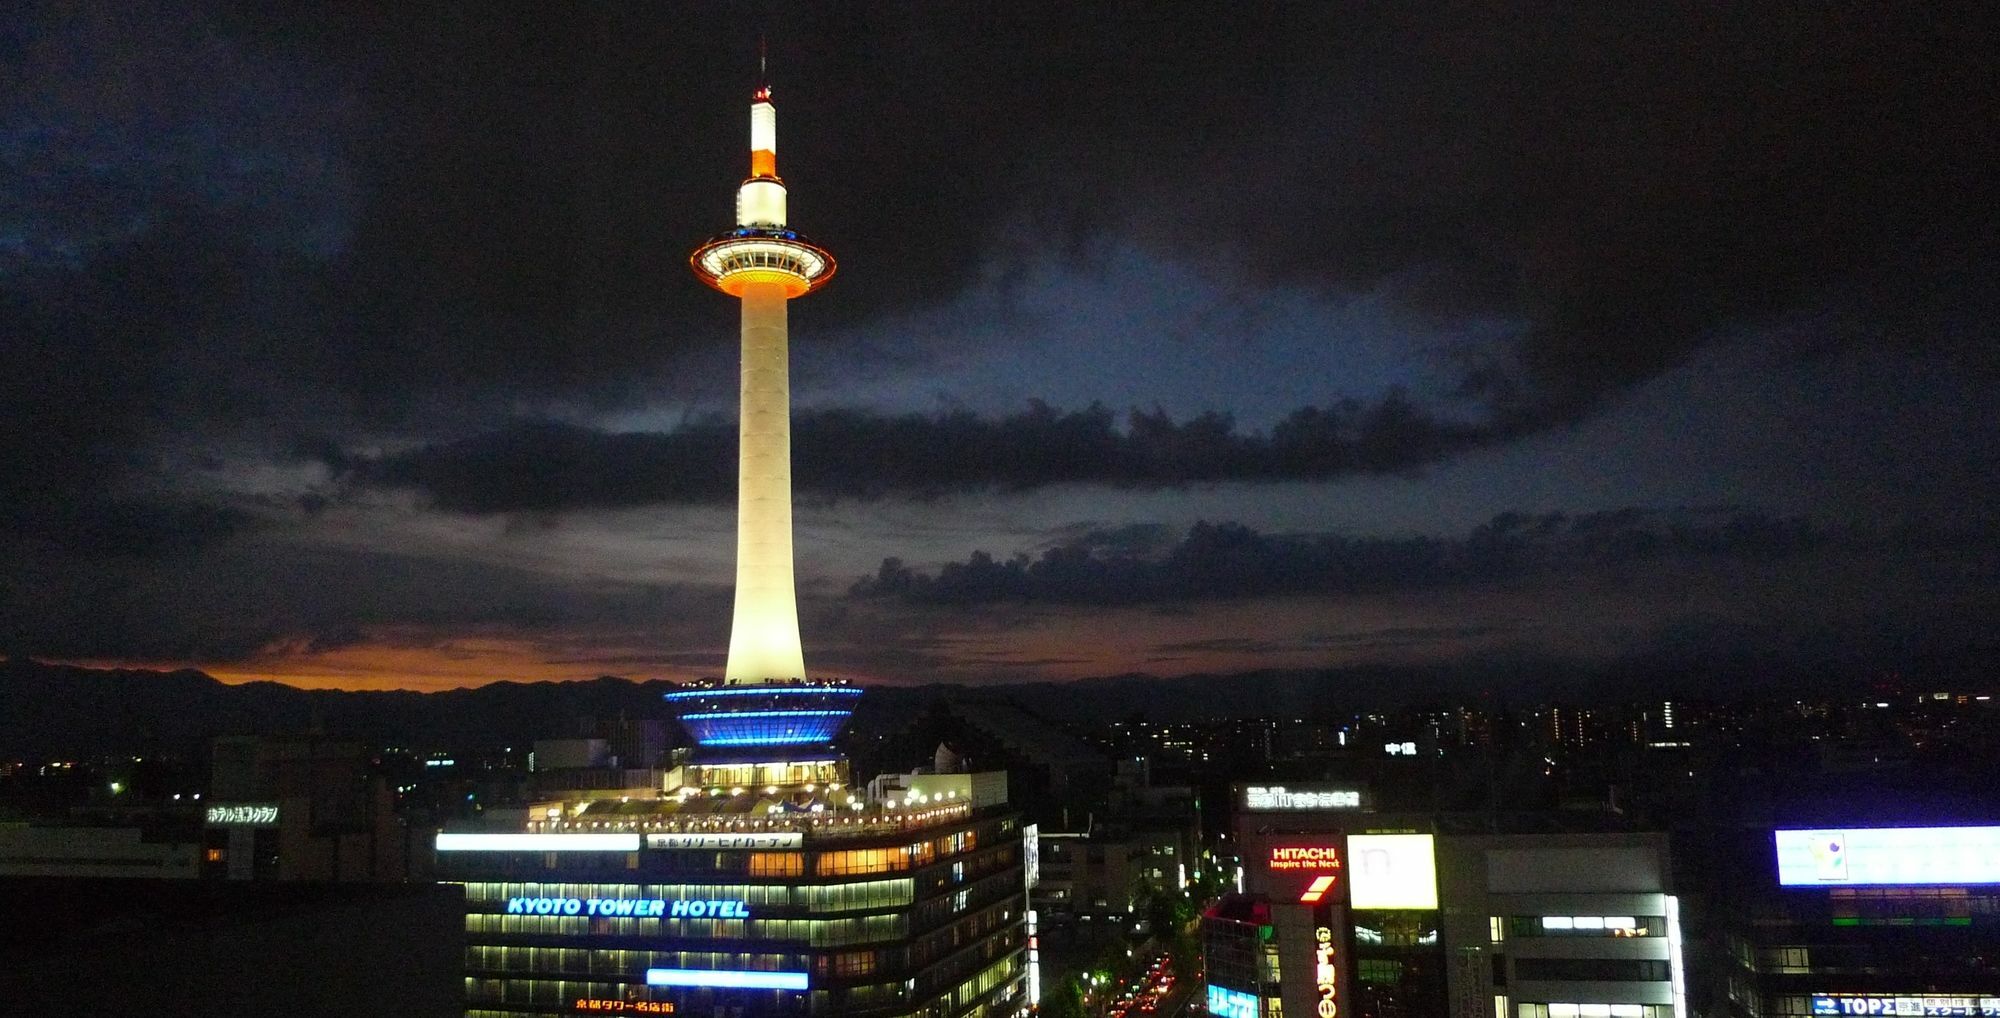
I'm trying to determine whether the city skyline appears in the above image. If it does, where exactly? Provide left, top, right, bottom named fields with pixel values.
left=2, top=5, right=1995, bottom=691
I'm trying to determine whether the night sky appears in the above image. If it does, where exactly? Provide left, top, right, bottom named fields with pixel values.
left=3, top=4, right=1995, bottom=691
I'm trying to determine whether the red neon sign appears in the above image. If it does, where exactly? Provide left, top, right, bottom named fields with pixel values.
left=1299, top=875, right=1338, bottom=903
left=1269, top=845, right=1343, bottom=872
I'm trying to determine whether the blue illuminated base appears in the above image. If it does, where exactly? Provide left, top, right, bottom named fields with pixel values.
left=666, top=682, right=863, bottom=750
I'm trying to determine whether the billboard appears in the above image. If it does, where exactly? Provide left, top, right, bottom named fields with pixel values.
left=1811, top=997, right=2000, bottom=1017
left=1775, top=827, right=2000, bottom=886
left=1207, top=985, right=1258, bottom=1018
left=1348, top=834, right=1439, bottom=909
left=1024, top=823, right=1040, bottom=890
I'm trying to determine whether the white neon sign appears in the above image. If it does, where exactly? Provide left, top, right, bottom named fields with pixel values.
left=436, top=833, right=638, bottom=852
left=646, top=968, right=808, bottom=990
left=645, top=832, right=801, bottom=849
left=205, top=804, right=279, bottom=826
left=1243, top=785, right=1361, bottom=810
left=1027, top=909, right=1041, bottom=1006
left=1315, top=926, right=1340, bottom=1017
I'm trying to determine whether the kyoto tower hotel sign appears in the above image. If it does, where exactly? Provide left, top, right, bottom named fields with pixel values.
left=690, top=77, right=835, bottom=685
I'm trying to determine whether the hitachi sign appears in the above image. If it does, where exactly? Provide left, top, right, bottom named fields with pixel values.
left=504, top=897, right=750, bottom=918
left=1269, top=845, right=1344, bottom=872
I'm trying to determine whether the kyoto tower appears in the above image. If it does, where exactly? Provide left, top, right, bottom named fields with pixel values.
left=677, top=63, right=855, bottom=754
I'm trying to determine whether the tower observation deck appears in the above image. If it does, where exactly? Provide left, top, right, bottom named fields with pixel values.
left=683, top=75, right=847, bottom=752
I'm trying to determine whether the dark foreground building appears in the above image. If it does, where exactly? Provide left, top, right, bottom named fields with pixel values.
left=1692, top=824, right=2000, bottom=1018
left=0, top=878, right=463, bottom=1018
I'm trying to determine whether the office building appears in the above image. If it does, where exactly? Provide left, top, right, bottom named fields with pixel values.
left=1203, top=784, right=1684, bottom=1018
left=1694, top=824, right=2000, bottom=1018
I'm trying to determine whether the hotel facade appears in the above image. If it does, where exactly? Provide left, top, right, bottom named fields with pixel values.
left=440, top=800, right=1028, bottom=1017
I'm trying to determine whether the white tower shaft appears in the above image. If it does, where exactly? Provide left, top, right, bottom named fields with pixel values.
left=723, top=280, right=805, bottom=683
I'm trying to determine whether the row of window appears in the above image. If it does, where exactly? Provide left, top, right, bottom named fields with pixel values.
left=461, top=935, right=1021, bottom=1012
left=1514, top=1004, right=1673, bottom=1018
left=1492, top=915, right=1666, bottom=941
left=465, top=911, right=907, bottom=947
left=464, top=877, right=916, bottom=914
left=715, top=249, right=814, bottom=275
left=567, top=954, right=1005, bottom=1018
left=449, top=821, right=1008, bottom=883
left=463, top=943, right=904, bottom=983
left=909, top=869, right=1024, bottom=943
left=808, top=832, right=984, bottom=877
left=949, top=955, right=1023, bottom=1011
left=1512, top=958, right=1672, bottom=982
left=465, top=977, right=901, bottom=1010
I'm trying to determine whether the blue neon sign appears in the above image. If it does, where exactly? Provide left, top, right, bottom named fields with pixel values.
left=646, top=968, right=809, bottom=990
left=505, top=897, right=750, bottom=918
left=1207, top=984, right=1258, bottom=1018
left=675, top=709, right=853, bottom=720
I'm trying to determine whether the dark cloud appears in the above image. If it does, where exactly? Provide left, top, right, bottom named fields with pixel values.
left=5, top=4, right=1991, bottom=482
left=0, top=3, right=1994, bottom=685
left=853, top=509, right=1824, bottom=606
left=357, top=394, right=1523, bottom=512
left=0, top=536, right=724, bottom=665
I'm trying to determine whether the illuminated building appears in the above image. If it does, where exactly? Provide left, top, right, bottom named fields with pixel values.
left=1439, top=833, right=1684, bottom=1018
left=1203, top=786, right=1683, bottom=1018
left=1690, top=825, right=2000, bottom=1018
left=438, top=65, right=1028, bottom=1018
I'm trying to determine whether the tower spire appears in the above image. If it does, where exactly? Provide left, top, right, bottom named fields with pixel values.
left=691, top=61, right=835, bottom=686
left=749, top=48, right=777, bottom=181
